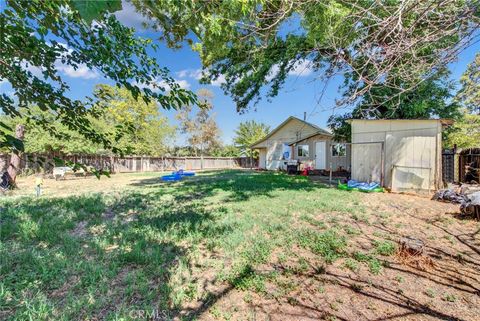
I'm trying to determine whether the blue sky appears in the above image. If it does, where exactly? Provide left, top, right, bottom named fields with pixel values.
left=1, top=1, right=478, bottom=145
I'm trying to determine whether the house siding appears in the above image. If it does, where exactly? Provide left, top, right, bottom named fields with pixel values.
left=292, top=134, right=351, bottom=171
left=254, top=118, right=320, bottom=170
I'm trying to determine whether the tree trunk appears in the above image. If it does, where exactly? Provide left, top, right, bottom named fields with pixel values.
left=7, top=124, right=25, bottom=184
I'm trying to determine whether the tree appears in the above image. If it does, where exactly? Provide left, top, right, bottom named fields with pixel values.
left=457, top=53, right=480, bottom=114
left=176, top=89, right=221, bottom=156
left=93, top=85, right=176, bottom=156
left=131, top=0, right=479, bottom=113
left=0, top=85, right=176, bottom=156
left=211, top=145, right=241, bottom=157
left=444, top=111, right=480, bottom=149
left=0, top=0, right=195, bottom=154
left=328, top=71, right=462, bottom=141
left=233, top=121, right=270, bottom=157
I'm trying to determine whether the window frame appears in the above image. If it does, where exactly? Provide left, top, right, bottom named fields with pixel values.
left=331, top=143, right=347, bottom=157
left=297, top=144, right=309, bottom=157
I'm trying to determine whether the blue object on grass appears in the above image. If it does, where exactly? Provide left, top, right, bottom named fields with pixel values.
left=347, top=179, right=379, bottom=191
left=172, top=169, right=196, bottom=177
left=161, top=174, right=182, bottom=181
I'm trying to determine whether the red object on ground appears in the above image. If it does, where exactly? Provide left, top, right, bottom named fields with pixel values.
left=301, top=169, right=308, bottom=176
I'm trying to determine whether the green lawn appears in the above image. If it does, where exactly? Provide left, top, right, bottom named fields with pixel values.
left=1, top=170, right=478, bottom=320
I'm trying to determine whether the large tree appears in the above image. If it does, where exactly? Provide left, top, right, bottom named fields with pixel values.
left=444, top=110, right=480, bottom=148
left=328, top=70, right=462, bottom=141
left=176, top=89, right=221, bottom=156
left=0, top=0, right=195, bottom=154
left=234, top=120, right=270, bottom=157
left=131, top=0, right=479, bottom=114
left=457, top=53, right=480, bottom=114
left=1, top=85, right=176, bottom=156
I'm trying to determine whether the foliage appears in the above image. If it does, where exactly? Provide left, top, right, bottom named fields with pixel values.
left=457, top=53, right=480, bottom=114
left=444, top=111, right=480, bottom=148
left=328, top=72, right=461, bottom=141
left=131, top=0, right=479, bottom=113
left=211, top=145, right=242, bottom=157
left=176, top=89, right=221, bottom=156
left=1, top=106, right=100, bottom=154
left=93, top=84, right=176, bottom=156
left=0, top=0, right=195, bottom=154
left=233, top=120, right=270, bottom=157
left=0, top=85, right=176, bottom=156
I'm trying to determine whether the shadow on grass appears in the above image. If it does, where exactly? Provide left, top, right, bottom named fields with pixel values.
left=1, top=170, right=333, bottom=320
left=129, top=169, right=329, bottom=203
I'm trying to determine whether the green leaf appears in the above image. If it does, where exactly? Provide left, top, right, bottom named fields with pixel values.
left=72, top=0, right=122, bottom=24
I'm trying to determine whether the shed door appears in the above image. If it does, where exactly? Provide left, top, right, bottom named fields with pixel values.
left=315, top=141, right=326, bottom=169
left=351, top=143, right=383, bottom=183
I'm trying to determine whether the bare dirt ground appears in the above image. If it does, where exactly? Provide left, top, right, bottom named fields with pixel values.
left=202, top=192, right=480, bottom=321
left=2, top=172, right=479, bottom=320
left=6, top=172, right=167, bottom=198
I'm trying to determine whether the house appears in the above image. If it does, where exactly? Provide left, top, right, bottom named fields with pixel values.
left=350, top=119, right=452, bottom=192
left=250, top=116, right=350, bottom=171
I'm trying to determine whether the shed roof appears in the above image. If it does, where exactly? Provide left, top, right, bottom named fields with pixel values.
left=250, top=116, right=331, bottom=148
left=347, top=119, right=454, bottom=126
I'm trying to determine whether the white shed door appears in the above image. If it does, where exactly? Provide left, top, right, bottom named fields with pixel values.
left=315, top=141, right=326, bottom=169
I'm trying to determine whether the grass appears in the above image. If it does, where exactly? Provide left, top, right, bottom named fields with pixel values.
left=0, top=170, right=364, bottom=320
left=2, top=170, right=478, bottom=320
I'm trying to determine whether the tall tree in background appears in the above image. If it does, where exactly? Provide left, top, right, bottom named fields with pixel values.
left=444, top=111, right=480, bottom=148
left=93, top=85, right=176, bottom=156
left=0, top=85, right=176, bottom=157
left=176, top=89, right=221, bottom=156
left=328, top=70, right=462, bottom=141
left=234, top=121, right=270, bottom=157
left=457, top=53, right=480, bottom=114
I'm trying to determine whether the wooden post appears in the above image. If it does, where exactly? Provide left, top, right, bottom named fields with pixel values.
left=7, top=124, right=25, bottom=184
left=329, top=162, right=333, bottom=186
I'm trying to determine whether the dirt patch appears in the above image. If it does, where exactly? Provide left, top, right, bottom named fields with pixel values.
left=70, top=221, right=88, bottom=238
left=186, top=192, right=480, bottom=321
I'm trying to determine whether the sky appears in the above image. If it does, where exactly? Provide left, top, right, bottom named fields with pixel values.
left=1, top=1, right=479, bottom=146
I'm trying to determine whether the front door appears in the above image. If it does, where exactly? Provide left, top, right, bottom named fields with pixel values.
left=315, top=141, right=326, bottom=169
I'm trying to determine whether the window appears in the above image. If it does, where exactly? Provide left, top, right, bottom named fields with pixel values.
left=297, top=145, right=309, bottom=157
left=331, top=143, right=346, bottom=157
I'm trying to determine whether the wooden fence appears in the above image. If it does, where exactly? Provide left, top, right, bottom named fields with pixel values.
left=458, top=148, right=480, bottom=183
left=0, top=153, right=258, bottom=174
left=441, top=148, right=480, bottom=183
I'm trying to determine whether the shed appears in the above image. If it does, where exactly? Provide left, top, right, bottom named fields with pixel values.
left=350, top=119, right=452, bottom=192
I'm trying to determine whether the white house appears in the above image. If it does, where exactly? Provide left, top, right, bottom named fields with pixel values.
left=251, top=116, right=350, bottom=171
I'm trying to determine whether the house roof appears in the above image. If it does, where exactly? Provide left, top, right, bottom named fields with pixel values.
left=287, top=130, right=332, bottom=146
left=250, top=116, right=332, bottom=148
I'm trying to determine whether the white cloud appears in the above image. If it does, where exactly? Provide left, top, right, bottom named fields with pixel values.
left=289, top=59, right=314, bottom=76
left=134, top=77, right=191, bottom=92
left=114, top=0, right=151, bottom=31
left=55, top=63, right=99, bottom=79
left=175, top=79, right=191, bottom=90
left=54, top=42, right=99, bottom=79
left=266, top=59, right=314, bottom=81
left=176, top=68, right=226, bottom=86
left=210, top=74, right=226, bottom=86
